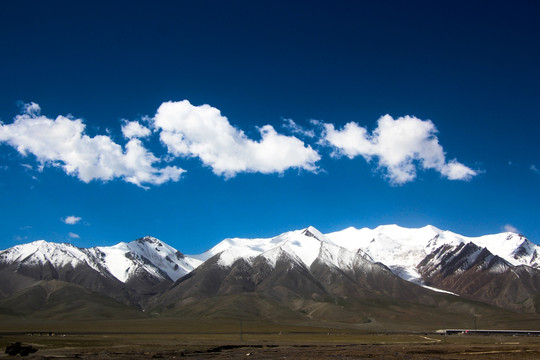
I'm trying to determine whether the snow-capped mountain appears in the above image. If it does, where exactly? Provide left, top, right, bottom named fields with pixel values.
left=2, top=224, right=540, bottom=319
left=187, top=224, right=539, bottom=286
left=0, top=236, right=203, bottom=309
left=90, top=236, right=202, bottom=282
left=3, top=225, right=537, bottom=287
left=192, top=226, right=358, bottom=269
left=164, top=224, right=540, bottom=313
left=151, top=226, right=442, bottom=323
left=0, top=240, right=102, bottom=272
left=0, top=236, right=201, bottom=285
left=326, top=225, right=539, bottom=282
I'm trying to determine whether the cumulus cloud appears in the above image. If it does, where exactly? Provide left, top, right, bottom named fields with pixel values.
left=121, top=120, right=151, bottom=139
left=63, top=215, right=81, bottom=225
left=68, top=232, right=80, bottom=239
left=322, top=114, right=477, bottom=185
left=0, top=103, right=185, bottom=188
left=504, top=224, right=520, bottom=233
left=1, top=100, right=479, bottom=188
left=154, top=100, right=320, bottom=177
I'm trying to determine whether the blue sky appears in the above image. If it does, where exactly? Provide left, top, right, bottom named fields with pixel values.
left=1, top=1, right=539, bottom=252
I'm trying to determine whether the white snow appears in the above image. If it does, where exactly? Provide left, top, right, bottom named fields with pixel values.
left=189, top=226, right=376, bottom=273
left=325, top=224, right=540, bottom=283
left=0, top=240, right=99, bottom=271
left=0, top=237, right=201, bottom=284
left=94, top=242, right=136, bottom=282
left=318, top=242, right=359, bottom=270
left=327, top=225, right=448, bottom=282
left=1, top=224, right=538, bottom=289
left=283, top=233, right=323, bottom=267
left=462, top=233, right=537, bottom=267
left=420, top=284, right=459, bottom=296
left=126, top=237, right=201, bottom=281
left=215, top=246, right=262, bottom=266
left=193, top=226, right=339, bottom=269
left=94, top=237, right=202, bottom=282
left=259, top=246, right=285, bottom=267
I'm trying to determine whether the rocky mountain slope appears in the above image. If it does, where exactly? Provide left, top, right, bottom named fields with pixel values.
left=0, top=236, right=201, bottom=308
left=1, top=225, right=540, bottom=325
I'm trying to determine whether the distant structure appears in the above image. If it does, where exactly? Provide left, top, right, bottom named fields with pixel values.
left=437, top=329, right=540, bottom=336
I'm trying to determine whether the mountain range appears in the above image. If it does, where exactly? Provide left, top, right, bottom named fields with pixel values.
left=1, top=225, right=540, bottom=330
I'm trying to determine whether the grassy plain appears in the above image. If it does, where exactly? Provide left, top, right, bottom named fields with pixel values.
left=1, top=318, right=540, bottom=359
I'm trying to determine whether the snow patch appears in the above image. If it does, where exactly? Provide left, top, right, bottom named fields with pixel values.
left=420, top=284, right=459, bottom=296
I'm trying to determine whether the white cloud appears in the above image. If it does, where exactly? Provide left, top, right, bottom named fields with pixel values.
left=121, top=120, right=151, bottom=139
left=63, top=215, right=81, bottom=225
left=154, top=100, right=320, bottom=177
left=440, top=160, right=478, bottom=181
left=531, top=164, right=540, bottom=175
left=20, top=101, right=41, bottom=116
left=282, top=118, right=316, bottom=138
left=0, top=103, right=185, bottom=188
left=322, top=114, right=478, bottom=185
left=1, top=101, right=480, bottom=188
left=68, top=232, right=80, bottom=239
left=503, top=224, right=520, bottom=233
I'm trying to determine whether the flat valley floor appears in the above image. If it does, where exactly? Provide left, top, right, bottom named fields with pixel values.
left=1, top=319, right=540, bottom=359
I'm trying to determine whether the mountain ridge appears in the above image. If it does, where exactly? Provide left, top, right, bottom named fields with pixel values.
left=2, top=225, right=539, bottom=290
left=2, top=224, right=540, bottom=325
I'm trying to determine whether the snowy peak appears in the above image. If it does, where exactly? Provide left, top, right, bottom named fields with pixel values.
left=457, top=232, right=540, bottom=268
left=301, top=226, right=326, bottom=242
left=127, top=236, right=199, bottom=281
left=198, top=226, right=329, bottom=268
left=202, top=226, right=374, bottom=274
left=146, top=224, right=540, bottom=286
left=419, top=242, right=512, bottom=279
left=93, top=237, right=201, bottom=283
left=1, top=224, right=538, bottom=294
left=0, top=237, right=200, bottom=285
left=2, top=224, right=540, bottom=319
left=135, top=235, right=162, bottom=245
left=207, top=228, right=326, bottom=268
left=510, top=236, right=539, bottom=265
left=277, top=230, right=324, bottom=268
left=326, top=225, right=540, bottom=282
left=258, top=244, right=306, bottom=269
left=316, top=241, right=374, bottom=271
left=0, top=240, right=100, bottom=272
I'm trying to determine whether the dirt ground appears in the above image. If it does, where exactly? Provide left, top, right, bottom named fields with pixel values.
left=2, top=334, right=540, bottom=360
left=2, top=343, right=540, bottom=359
